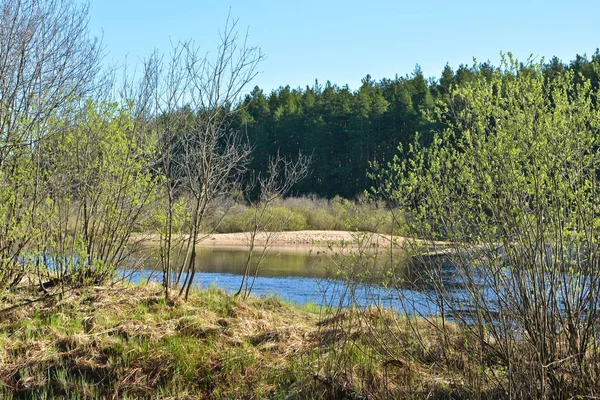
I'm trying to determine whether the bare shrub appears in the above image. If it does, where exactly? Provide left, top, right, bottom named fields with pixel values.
left=235, top=152, right=310, bottom=299
left=135, top=16, right=264, bottom=300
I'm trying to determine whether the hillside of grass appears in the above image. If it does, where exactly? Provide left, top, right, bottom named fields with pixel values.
left=0, top=281, right=501, bottom=399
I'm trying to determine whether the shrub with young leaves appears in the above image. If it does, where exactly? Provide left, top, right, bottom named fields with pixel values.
left=39, top=99, right=157, bottom=285
left=368, top=55, right=600, bottom=397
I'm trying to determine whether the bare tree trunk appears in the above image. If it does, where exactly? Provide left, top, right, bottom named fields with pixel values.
left=136, top=15, right=262, bottom=301
left=236, top=152, right=310, bottom=299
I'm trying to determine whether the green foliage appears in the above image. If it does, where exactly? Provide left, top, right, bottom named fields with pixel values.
left=381, top=55, right=600, bottom=243
left=210, top=196, right=405, bottom=234
left=375, top=54, right=600, bottom=397
left=237, top=74, right=436, bottom=199
left=216, top=202, right=309, bottom=233
left=21, top=99, right=158, bottom=286
left=259, top=205, right=309, bottom=231
left=300, top=206, right=341, bottom=231
left=235, top=51, right=600, bottom=200
left=216, top=204, right=255, bottom=232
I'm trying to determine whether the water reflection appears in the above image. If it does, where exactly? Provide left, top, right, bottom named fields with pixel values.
left=123, top=243, right=600, bottom=325
left=123, top=245, right=465, bottom=317
left=182, top=245, right=330, bottom=278
left=123, top=244, right=439, bottom=312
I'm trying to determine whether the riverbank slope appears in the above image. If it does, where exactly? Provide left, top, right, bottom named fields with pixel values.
left=0, top=282, right=488, bottom=399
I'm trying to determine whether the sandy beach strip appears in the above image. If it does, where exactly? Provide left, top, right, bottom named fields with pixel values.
left=135, top=230, right=405, bottom=249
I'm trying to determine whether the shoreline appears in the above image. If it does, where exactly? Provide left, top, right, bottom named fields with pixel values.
left=134, top=230, right=406, bottom=249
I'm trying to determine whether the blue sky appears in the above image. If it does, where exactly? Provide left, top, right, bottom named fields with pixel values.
left=88, top=0, right=600, bottom=94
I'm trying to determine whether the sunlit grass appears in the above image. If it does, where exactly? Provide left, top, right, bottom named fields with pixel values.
left=0, top=280, right=503, bottom=399
left=0, top=283, right=324, bottom=398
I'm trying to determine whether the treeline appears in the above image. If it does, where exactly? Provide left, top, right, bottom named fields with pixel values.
left=234, top=51, right=600, bottom=198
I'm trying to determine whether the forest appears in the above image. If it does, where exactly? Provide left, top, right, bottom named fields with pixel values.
left=233, top=52, right=600, bottom=198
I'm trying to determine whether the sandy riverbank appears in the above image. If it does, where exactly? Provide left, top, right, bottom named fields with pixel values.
left=199, top=230, right=402, bottom=246
left=135, top=230, right=405, bottom=249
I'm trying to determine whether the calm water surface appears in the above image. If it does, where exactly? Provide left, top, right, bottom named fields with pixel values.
left=121, top=243, right=597, bottom=324
left=122, top=244, right=441, bottom=315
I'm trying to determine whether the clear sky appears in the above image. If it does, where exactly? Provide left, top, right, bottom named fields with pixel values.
left=88, top=0, right=600, bottom=94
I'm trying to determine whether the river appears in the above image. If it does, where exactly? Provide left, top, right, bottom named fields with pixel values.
left=122, top=244, right=442, bottom=315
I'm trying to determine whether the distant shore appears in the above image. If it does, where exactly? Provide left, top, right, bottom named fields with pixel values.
left=199, top=230, right=402, bottom=246
left=135, top=230, right=406, bottom=249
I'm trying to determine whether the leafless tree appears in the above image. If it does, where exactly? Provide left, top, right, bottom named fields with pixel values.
left=235, top=152, right=311, bottom=299
left=0, top=0, right=102, bottom=158
left=135, top=16, right=264, bottom=300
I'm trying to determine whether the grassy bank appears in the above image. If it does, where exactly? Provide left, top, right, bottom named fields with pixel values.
left=0, top=281, right=500, bottom=399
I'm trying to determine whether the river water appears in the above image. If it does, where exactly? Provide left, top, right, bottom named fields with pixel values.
left=122, top=244, right=442, bottom=315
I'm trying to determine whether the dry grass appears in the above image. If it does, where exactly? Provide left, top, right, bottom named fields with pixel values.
left=0, top=281, right=510, bottom=399
left=0, top=283, right=324, bottom=399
